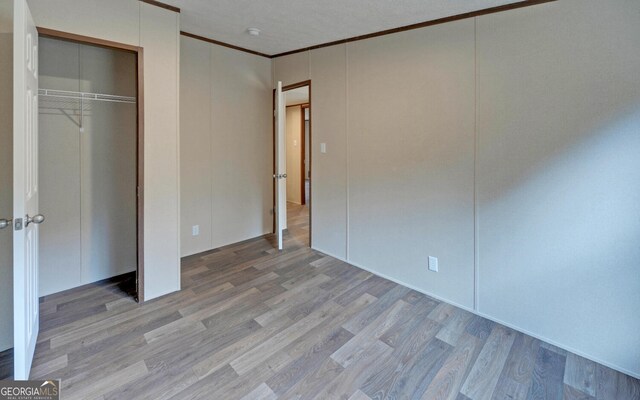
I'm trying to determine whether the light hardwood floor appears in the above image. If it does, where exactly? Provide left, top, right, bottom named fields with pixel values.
left=0, top=205, right=638, bottom=399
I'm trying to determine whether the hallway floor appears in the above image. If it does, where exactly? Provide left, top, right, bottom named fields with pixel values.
left=286, top=200, right=309, bottom=246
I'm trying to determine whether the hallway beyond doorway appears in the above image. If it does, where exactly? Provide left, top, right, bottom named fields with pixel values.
left=286, top=201, right=309, bottom=246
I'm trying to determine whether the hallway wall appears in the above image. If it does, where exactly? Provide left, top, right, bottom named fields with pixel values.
left=286, top=105, right=303, bottom=205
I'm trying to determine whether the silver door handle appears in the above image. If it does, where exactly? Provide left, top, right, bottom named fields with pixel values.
left=25, top=214, right=45, bottom=227
left=0, top=218, right=11, bottom=230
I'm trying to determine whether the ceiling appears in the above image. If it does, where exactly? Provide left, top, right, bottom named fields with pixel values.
left=164, top=0, right=522, bottom=56
left=285, top=87, right=309, bottom=106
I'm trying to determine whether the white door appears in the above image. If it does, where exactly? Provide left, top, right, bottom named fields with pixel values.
left=275, top=81, right=286, bottom=250
left=13, top=0, right=42, bottom=381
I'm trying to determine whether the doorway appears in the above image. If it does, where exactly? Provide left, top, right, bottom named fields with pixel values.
left=36, top=29, right=144, bottom=302
left=273, top=81, right=311, bottom=248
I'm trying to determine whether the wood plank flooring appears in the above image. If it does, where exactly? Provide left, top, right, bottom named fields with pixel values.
left=1, top=203, right=639, bottom=399
left=286, top=201, right=310, bottom=247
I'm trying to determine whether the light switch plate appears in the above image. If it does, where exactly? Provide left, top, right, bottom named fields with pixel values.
left=320, top=143, right=327, bottom=153
left=192, top=225, right=200, bottom=236
left=428, top=256, right=438, bottom=272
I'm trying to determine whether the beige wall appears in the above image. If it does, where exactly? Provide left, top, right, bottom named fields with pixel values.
left=273, top=51, right=309, bottom=88
left=28, top=0, right=181, bottom=301
left=0, top=1, right=13, bottom=352
left=139, top=2, right=180, bottom=299
left=476, top=0, right=640, bottom=378
left=180, top=35, right=272, bottom=257
left=348, top=20, right=476, bottom=309
left=308, top=44, right=348, bottom=259
left=286, top=106, right=302, bottom=204
left=180, top=36, right=211, bottom=256
left=30, top=0, right=140, bottom=45
left=273, top=0, right=640, bottom=377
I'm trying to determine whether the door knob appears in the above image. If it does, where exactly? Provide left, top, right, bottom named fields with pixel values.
left=25, top=214, right=45, bottom=227
left=0, top=218, right=11, bottom=230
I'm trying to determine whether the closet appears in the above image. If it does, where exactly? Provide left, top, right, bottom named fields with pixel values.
left=38, top=36, right=138, bottom=297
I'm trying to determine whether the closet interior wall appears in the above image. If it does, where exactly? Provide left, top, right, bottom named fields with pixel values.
left=38, top=37, right=137, bottom=296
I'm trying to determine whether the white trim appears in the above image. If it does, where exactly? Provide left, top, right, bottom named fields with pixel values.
left=175, top=11, right=181, bottom=292
left=472, top=16, right=479, bottom=312
left=344, top=43, right=350, bottom=261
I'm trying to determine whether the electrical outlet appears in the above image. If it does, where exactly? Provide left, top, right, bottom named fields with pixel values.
left=428, top=256, right=438, bottom=272
left=192, top=225, right=200, bottom=236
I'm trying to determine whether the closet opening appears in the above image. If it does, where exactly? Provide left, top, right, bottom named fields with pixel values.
left=37, top=29, right=145, bottom=302
left=272, top=81, right=311, bottom=248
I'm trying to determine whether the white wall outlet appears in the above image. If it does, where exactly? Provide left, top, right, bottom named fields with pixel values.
left=428, top=256, right=438, bottom=272
left=192, top=225, right=200, bottom=236
left=320, top=143, right=327, bottom=153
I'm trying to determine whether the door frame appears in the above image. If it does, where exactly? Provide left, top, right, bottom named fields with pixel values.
left=300, top=104, right=309, bottom=206
left=272, top=80, right=311, bottom=247
left=35, top=28, right=146, bottom=302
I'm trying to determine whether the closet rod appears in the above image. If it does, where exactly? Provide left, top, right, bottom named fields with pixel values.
left=38, top=89, right=136, bottom=104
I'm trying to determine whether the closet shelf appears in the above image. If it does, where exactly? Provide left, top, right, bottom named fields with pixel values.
left=38, top=89, right=136, bottom=104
